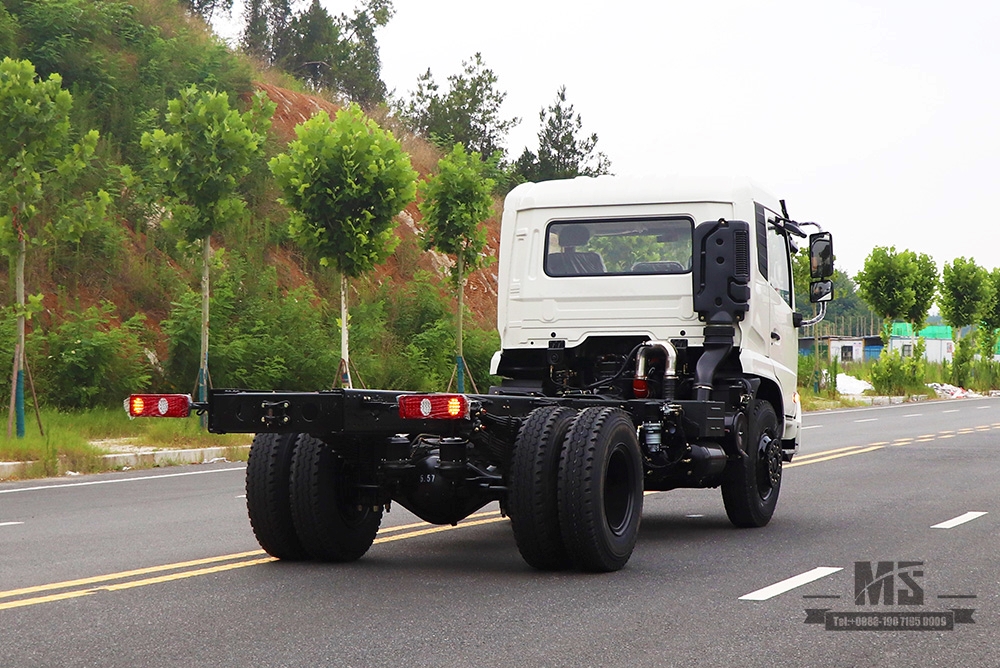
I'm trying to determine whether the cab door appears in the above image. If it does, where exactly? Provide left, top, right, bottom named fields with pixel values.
left=757, top=204, right=798, bottom=421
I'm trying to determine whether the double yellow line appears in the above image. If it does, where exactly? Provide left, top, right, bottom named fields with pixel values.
left=0, top=510, right=506, bottom=612
left=786, top=421, right=1000, bottom=469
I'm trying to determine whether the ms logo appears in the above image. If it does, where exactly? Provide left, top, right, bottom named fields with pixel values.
left=854, top=561, right=924, bottom=606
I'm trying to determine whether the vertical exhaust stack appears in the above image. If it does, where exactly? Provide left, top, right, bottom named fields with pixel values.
left=691, top=219, right=751, bottom=401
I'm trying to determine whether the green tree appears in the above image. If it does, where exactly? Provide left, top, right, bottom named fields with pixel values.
left=401, top=53, right=519, bottom=158
left=141, top=85, right=273, bottom=408
left=513, top=85, right=611, bottom=182
left=940, top=257, right=988, bottom=333
left=906, top=252, right=938, bottom=331
left=280, top=0, right=341, bottom=89
left=418, top=143, right=495, bottom=391
left=331, top=0, right=393, bottom=107
left=856, top=246, right=918, bottom=343
left=0, top=57, right=104, bottom=436
left=244, top=0, right=392, bottom=106
left=940, top=256, right=989, bottom=387
left=269, top=104, right=417, bottom=387
left=979, top=267, right=1000, bottom=361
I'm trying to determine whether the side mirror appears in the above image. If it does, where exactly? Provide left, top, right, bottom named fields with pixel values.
left=810, top=279, right=834, bottom=303
left=809, top=232, right=834, bottom=279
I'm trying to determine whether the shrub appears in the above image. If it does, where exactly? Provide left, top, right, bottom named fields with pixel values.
left=30, top=303, right=153, bottom=409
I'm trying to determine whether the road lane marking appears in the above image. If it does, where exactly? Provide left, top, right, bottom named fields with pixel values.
left=0, top=466, right=246, bottom=494
left=931, top=511, right=988, bottom=529
left=976, top=406, right=991, bottom=410
left=0, top=512, right=509, bottom=611
left=854, top=418, right=878, bottom=423
left=786, top=445, right=884, bottom=468
left=0, top=521, right=24, bottom=527
left=800, top=425, right=822, bottom=430
left=903, top=414, right=922, bottom=418
left=0, top=550, right=268, bottom=600
left=0, top=557, right=276, bottom=611
left=792, top=445, right=874, bottom=462
left=739, top=567, right=843, bottom=601
left=943, top=409, right=960, bottom=414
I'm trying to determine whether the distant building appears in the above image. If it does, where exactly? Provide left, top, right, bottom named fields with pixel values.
left=889, top=323, right=953, bottom=363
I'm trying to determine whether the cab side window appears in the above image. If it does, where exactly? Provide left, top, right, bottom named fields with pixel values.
left=766, top=224, right=793, bottom=308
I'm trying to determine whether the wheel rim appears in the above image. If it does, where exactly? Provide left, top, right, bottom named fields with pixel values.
left=604, top=443, right=636, bottom=536
left=755, top=430, right=782, bottom=500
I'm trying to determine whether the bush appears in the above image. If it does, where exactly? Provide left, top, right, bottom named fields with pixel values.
left=161, top=253, right=341, bottom=392
left=30, top=303, right=153, bottom=409
left=869, top=339, right=927, bottom=396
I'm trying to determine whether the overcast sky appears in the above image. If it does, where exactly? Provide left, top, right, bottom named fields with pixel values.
left=217, top=0, right=1000, bottom=277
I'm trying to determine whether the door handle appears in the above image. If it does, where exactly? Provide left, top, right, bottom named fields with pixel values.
left=771, top=331, right=781, bottom=341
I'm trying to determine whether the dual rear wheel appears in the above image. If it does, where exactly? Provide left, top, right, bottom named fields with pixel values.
left=509, top=406, right=644, bottom=572
left=246, top=433, right=381, bottom=562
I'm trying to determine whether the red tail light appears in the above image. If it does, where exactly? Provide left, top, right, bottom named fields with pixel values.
left=398, top=394, right=470, bottom=420
left=127, top=394, right=192, bottom=418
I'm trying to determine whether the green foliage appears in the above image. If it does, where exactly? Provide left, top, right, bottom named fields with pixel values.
left=10, top=0, right=252, bottom=163
left=978, top=268, right=1000, bottom=361
left=348, top=271, right=500, bottom=391
left=400, top=53, right=519, bottom=159
left=161, top=254, right=341, bottom=391
left=949, top=334, right=976, bottom=388
left=29, top=303, right=153, bottom=409
left=269, top=104, right=416, bottom=277
left=0, top=57, right=103, bottom=255
left=513, top=85, right=611, bottom=183
left=907, top=252, right=938, bottom=330
left=418, top=143, right=495, bottom=284
left=940, top=256, right=989, bottom=333
left=0, top=5, right=19, bottom=58
left=245, top=0, right=392, bottom=106
left=869, top=340, right=926, bottom=396
left=141, top=85, right=273, bottom=242
left=856, top=246, right=937, bottom=343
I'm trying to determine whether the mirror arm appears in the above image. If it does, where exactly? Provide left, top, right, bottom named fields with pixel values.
left=799, top=301, right=828, bottom=327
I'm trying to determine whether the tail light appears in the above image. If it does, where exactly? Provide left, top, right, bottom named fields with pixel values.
left=127, top=394, right=192, bottom=418
left=398, top=394, right=470, bottom=420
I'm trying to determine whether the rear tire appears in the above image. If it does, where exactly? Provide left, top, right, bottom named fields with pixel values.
left=722, top=399, right=781, bottom=527
left=558, top=407, right=644, bottom=572
left=509, top=406, right=577, bottom=570
left=290, top=434, right=382, bottom=562
left=246, top=433, right=307, bottom=560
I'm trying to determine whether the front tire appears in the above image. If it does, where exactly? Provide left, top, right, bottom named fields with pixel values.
left=509, top=406, right=577, bottom=570
left=558, top=407, right=644, bottom=572
left=290, top=434, right=382, bottom=562
left=722, top=399, right=782, bottom=527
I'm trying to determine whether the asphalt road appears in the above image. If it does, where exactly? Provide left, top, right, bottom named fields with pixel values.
left=1, top=397, right=998, bottom=667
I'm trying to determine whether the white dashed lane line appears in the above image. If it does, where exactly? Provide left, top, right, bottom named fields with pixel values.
left=1, top=522, right=24, bottom=527
left=931, top=511, right=988, bottom=529
left=739, top=567, right=843, bottom=601
left=854, top=418, right=878, bottom=423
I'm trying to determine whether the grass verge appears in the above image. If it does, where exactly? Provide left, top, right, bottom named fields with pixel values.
left=1, top=407, right=250, bottom=479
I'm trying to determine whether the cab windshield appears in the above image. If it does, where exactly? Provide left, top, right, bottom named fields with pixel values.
left=544, top=217, right=693, bottom=277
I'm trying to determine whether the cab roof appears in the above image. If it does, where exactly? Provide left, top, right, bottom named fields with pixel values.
left=504, top=174, right=780, bottom=212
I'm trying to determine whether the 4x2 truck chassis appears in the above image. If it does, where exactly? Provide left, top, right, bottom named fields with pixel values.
left=129, top=175, right=835, bottom=572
